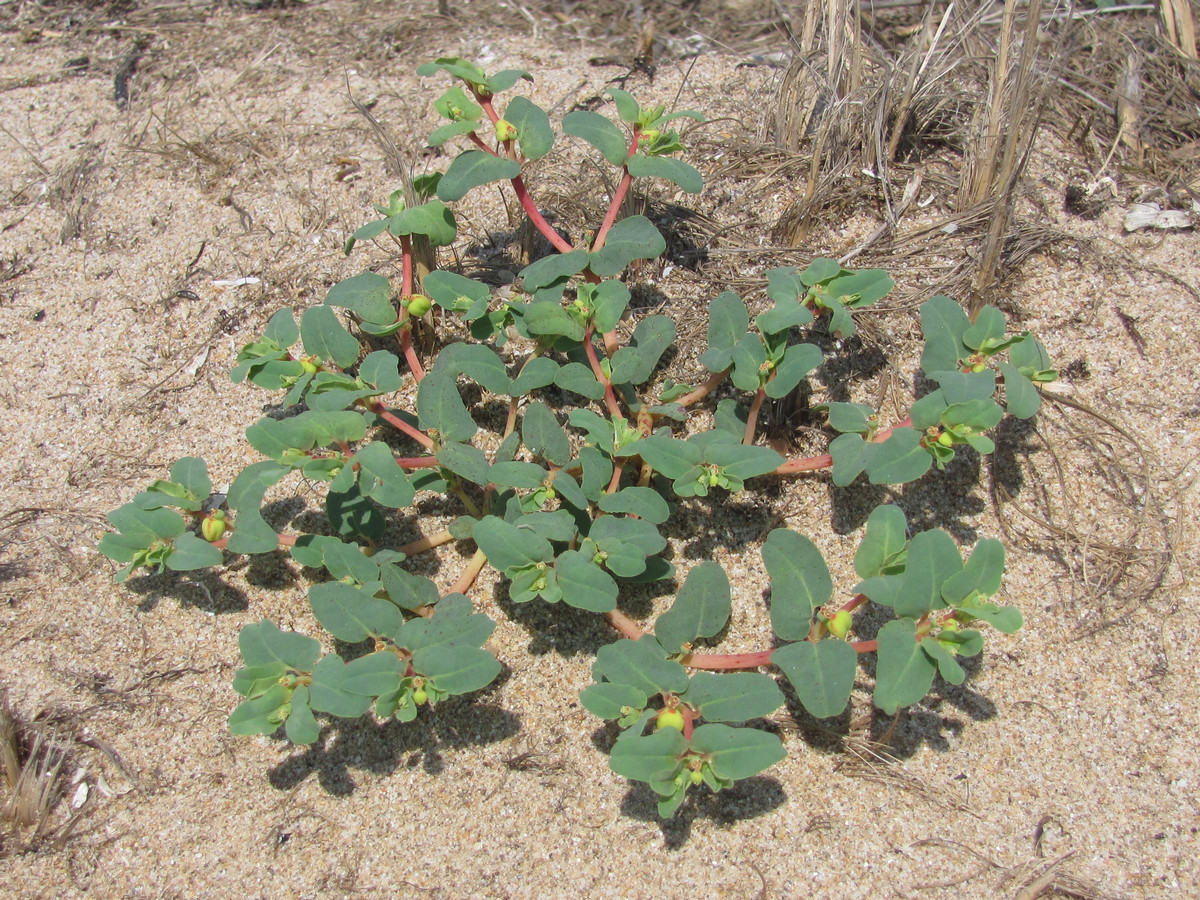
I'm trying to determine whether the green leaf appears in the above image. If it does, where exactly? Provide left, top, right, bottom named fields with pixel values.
left=941, top=398, right=1004, bottom=432
left=169, top=457, right=212, bottom=502
left=729, top=333, right=768, bottom=392
left=416, top=371, right=478, bottom=442
left=654, top=561, right=730, bottom=653
left=553, top=362, right=604, bottom=400
left=825, top=268, right=893, bottom=308
left=587, top=280, right=631, bottom=332
left=562, top=110, right=629, bottom=165
left=504, top=96, right=555, bottom=160
left=772, top=639, right=857, bottom=719
left=472, top=516, right=553, bottom=572
left=920, top=295, right=971, bottom=375
left=635, top=432, right=702, bottom=480
left=955, top=596, right=1023, bottom=633
left=232, top=662, right=288, bottom=699
left=893, top=530, right=962, bottom=618
left=307, top=655, right=373, bottom=717
left=593, top=637, right=688, bottom=696
left=418, top=57, right=488, bottom=84
left=919, top=637, right=966, bottom=685
left=589, top=516, right=667, bottom=578
left=341, top=652, right=407, bottom=696
left=854, top=504, right=908, bottom=580
left=388, top=200, right=457, bottom=247
left=284, top=685, right=320, bottom=744
left=996, top=361, right=1041, bottom=419
left=301, top=304, right=361, bottom=368
left=228, top=684, right=290, bottom=736
left=610, top=315, right=675, bottom=385
left=873, top=619, right=937, bottom=715
left=606, top=88, right=641, bottom=123
left=523, top=299, right=586, bottom=342
left=610, top=728, right=688, bottom=785
left=554, top=550, right=619, bottom=612
left=626, top=154, right=702, bottom=193
left=589, top=216, right=666, bottom=277
left=865, top=428, right=932, bottom=485
left=380, top=564, right=439, bottom=611
left=225, top=461, right=288, bottom=554
left=413, top=645, right=501, bottom=694
left=352, top=441, right=416, bottom=508
left=107, top=503, right=186, bottom=544
left=326, top=483, right=386, bottom=542
left=689, top=724, right=786, bottom=781
left=521, top=402, right=571, bottom=466
left=433, top=84, right=483, bottom=121
left=830, top=432, right=869, bottom=487
left=519, top=248, right=589, bottom=293
left=963, top=306, right=1006, bottom=350
left=165, top=533, right=224, bottom=571
left=756, top=298, right=814, bottom=336
left=942, top=538, right=1004, bottom=605
left=580, top=682, right=648, bottom=720
left=423, top=270, right=491, bottom=320
left=264, top=308, right=299, bottom=347
left=597, top=487, right=670, bottom=524
left=324, top=272, right=395, bottom=325
left=683, top=672, right=784, bottom=722
left=765, top=343, right=823, bottom=399
left=308, top=581, right=406, bottom=642
left=400, top=598, right=494, bottom=651
left=485, top=69, right=533, bottom=93
left=239, top=619, right=321, bottom=670
left=322, top=540, right=379, bottom=584
left=489, top=461, right=548, bottom=489
left=698, top=291, right=749, bottom=372
left=931, top=369, right=996, bottom=405
left=825, top=402, right=876, bottom=435
left=437, top=441, right=492, bottom=486
left=799, top=258, right=842, bottom=285
left=437, top=150, right=522, bottom=202
left=762, top=529, right=832, bottom=640
left=1009, top=334, right=1055, bottom=381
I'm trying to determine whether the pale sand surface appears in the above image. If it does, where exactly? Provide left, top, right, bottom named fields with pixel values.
left=0, top=2, right=1197, bottom=897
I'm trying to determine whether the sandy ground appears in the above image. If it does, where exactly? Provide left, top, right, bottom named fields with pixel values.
left=0, top=1, right=1197, bottom=898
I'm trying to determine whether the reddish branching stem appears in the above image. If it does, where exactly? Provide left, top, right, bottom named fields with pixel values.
left=451, top=548, right=488, bottom=595
left=399, top=327, right=426, bottom=382
left=510, top=175, right=574, bottom=253
left=744, top=387, right=767, bottom=445
left=583, top=324, right=625, bottom=420
left=773, top=418, right=914, bottom=476
left=677, top=371, right=727, bottom=408
left=371, top=404, right=435, bottom=451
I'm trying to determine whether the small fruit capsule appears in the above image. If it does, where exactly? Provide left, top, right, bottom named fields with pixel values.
left=937, top=432, right=955, bottom=448
left=941, top=618, right=960, bottom=633
left=656, top=708, right=685, bottom=731
left=406, top=295, right=432, bottom=318
left=495, top=119, right=518, bottom=141
left=300, top=357, right=320, bottom=375
left=690, top=769, right=704, bottom=786
left=972, top=362, right=987, bottom=373
left=828, top=610, right=853, bottom=639
left=412, top=689, right=428, bottom=705
left=707, top=469, right=720, bottom=487
left=201, top=515, right=227, bottom=543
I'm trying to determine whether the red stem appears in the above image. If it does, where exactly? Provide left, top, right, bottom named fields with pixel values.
left=370, top=404, right=435, bottom=450
left=677, top=371, right=728, bottom=408
left=773, top=418, right=913, bottom=476
left=583, top=324, right=625, bottom=420
left=743, top=387, right=767, bottom=445
left=400, top=328, right=426, bottom=382
left=399, top=234, right=414, bottom=298
left=591, top=169, right=634, bottom=253
left=511, top=174, right=574, bottom=253
left=681, top=649, right=775, bottom=671
left=395, top=455, right=441, bottom=469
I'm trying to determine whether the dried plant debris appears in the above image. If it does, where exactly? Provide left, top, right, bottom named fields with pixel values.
left=0, top=695, right=85, bottom=855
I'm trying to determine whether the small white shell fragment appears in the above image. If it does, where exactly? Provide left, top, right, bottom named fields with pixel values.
left=1123, top=202, right=1193, bottom=232
left=211, top=276, right=261, bottom=287
left=71, top=782, right=88, bottom=809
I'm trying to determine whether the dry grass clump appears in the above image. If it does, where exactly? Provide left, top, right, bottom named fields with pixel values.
left=0, top=694, right=84, bottom=855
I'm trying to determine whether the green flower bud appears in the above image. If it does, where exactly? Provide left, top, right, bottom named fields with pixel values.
left=201, top=514, right=227, bottom=543
left=828, top=610, right=853, bottom=639
left=412, top=689, right=428, bottom=705
left=406, top=295, right=432, bottom=318
left=937, top=432, right=955, bottom=448
left=656, top=708, right=685, bottom=731
left=690, top=768, right=704, bottom=786
left=495, top=119, right=518, bottom=142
